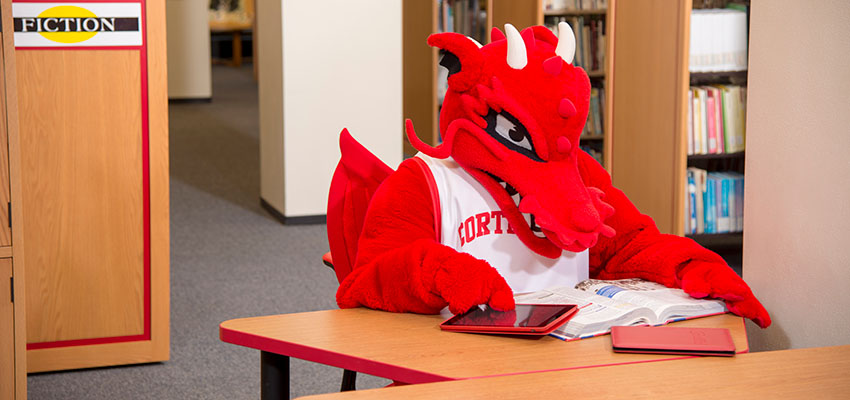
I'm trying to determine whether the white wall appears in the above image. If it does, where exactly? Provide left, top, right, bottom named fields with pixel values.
left=166, top=0, right=212, bottom=99
left=259, top=0, right=403, bottom=218
left=744, top=0, right=850, bottom=351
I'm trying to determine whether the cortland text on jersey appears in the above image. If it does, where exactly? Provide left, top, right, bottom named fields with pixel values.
left=458, top=210, right=517, bottom=246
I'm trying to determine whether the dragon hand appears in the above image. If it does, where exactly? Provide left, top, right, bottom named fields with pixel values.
left=678, top=260, right=771, bottom=328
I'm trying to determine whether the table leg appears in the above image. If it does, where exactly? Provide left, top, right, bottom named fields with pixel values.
left=341, top=369, right=357, bottom=391
left=261, top=351, right=289, bottom=400
left=232, top=31, right=243, bottom=67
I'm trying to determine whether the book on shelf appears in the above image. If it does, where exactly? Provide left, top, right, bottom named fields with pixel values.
left=687, top=89, right=694, bottom=155
left=690, top=8, right=748, bottom=73
left=685, top=168, right=743, bottom=234
left=547, top=16, right=605, bottom=73
left=581, top=87, right=604, bottom=138
left=544, top=0, right=608, bottom=11
left=686, top=171, right=697, bottom=234
left=688, top=85, right=746, bottom=155
left=580, top=145, right=603, bottom=165
left=706, top=88, right=718, bottom=154
left=438, top=0, right=487, bottom=42
left=514, top=278, right=727, bottom=340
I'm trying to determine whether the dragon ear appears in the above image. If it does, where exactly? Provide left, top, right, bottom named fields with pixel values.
left=427, top=32, right=484, bottom=92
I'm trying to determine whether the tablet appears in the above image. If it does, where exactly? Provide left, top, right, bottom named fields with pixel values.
left=440, top=304, right=578, bottom=335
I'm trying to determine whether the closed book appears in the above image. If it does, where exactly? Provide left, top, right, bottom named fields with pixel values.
left=591, top=88, right=602, bottom=136
left=723, top=172, right=737, bottom=232
left=717, top=173, right=730, bottom=233
left=688, top=167, right=707, bottom=234
left=686, top=171, right=696, bottom=234
left=735, top=174, right=744, bottom=231
left=735, top=86, right=745, bottom=152
left=611, top=326, right=735, bottom=356
left=712, top=87, right=725, bottom=153
left=699, top=87, right=709, bottom=154
left=571, top=17, right=582, bottom=67
left=687, top=89, right=694, bottom=155
left=720, top=86, right=735, bottom=152
left=705, top=175, right=716, bottom=233
left=582, top=23, right=591, bottom=71
left=589, top=19, right=598, bottom=71
left=706, top=88, right=718, bottom=154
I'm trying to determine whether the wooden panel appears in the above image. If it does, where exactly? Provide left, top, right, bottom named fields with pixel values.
left=0, top=29, right=10, bottom=246
left=402, top=0, right=438, bottom=156
left=490, top=0, right=542, bottom=31
left=27, top=339, right=163, bottom=373
left=2, top=0, right=27, bottom=393
left=18, top=50, right=145, bottom=342
left=0, top=259, right=12, bottom=399
left=609, top=0, right=690, bottom=234
left=145, top=0, right=171, bottom=363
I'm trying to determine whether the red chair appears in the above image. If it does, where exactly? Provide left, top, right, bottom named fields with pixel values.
left=324, top=129, right=393, bottom=391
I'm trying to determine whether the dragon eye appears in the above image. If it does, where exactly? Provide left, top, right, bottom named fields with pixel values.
left=484, top=109, right=542, bottom=161
left=495, top=114, right=532, bottom=151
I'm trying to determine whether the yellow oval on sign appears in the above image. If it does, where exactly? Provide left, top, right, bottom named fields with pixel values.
left=38, top=6, right=98, bottom=43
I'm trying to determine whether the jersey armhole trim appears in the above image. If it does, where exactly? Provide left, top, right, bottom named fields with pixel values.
left=409, top=157, right=441, bottom=242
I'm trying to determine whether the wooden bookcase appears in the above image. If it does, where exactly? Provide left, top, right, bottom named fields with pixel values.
left=608, top=0, right=748, bottom=244
left=403, top=0, right=615, bottom=171
left=0, top=0, right=27, bottom=397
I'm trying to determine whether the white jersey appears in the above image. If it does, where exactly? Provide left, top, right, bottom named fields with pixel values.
left=415, top=154, right=588, bottom=294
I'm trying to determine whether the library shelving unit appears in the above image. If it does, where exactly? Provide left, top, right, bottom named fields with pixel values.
left=403, top=0, right=493, bottom=156
left=608, top=0, right=748, bottom=246
left=403, top=0, right=615, bottom=170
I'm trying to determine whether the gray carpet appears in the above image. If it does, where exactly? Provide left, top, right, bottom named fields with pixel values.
left=27, top=65, right=391, bottom=399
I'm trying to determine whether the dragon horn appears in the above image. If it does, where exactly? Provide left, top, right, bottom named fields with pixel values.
left=504, top=24, right=527, bottom=69
left=555, top=21, right=576, bottom=64
left=466, top=36, right=483, bottom=48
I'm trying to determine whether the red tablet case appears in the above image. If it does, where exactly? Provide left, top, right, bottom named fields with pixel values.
left=611, top=326, right=736, bottom=357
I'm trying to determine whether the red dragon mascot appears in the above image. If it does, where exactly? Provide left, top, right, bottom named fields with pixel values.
left=330, top=23, right=770, bottom=328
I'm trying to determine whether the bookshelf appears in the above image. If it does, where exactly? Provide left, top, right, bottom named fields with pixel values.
left=609, top=0, right=749, bottom=246
left=403, top=0, right=493, bottom=157
left=403, top=0, right=615, bottom=170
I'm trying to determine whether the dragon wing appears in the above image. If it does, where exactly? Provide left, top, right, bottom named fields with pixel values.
left=327, top=128, right=394, bottom=283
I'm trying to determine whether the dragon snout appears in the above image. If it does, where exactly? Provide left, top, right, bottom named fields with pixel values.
left=519, top=188, right=615, bottom=251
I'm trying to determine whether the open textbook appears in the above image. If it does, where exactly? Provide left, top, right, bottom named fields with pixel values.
left=514, top=278, right=728, bottom=340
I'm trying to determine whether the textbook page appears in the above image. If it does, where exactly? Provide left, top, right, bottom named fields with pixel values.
left=515, top=287, right=656, bottom=339
left=575, top=278, right=727, bottom=322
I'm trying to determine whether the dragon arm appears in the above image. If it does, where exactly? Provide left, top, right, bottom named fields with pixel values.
left=578, top=151, right=770, bottom=327
left=576, top=150, right=716, bottom=285
left=336, top=158, right=515, bottom=314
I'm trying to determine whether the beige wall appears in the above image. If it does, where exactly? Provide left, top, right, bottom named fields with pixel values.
left=258, top=0, right=285, bottom=212
left=259, top=0, right=403, bottom=217
left=166, top=0, right=212, bottom=99
left=744, top=0, right=850, bottom=351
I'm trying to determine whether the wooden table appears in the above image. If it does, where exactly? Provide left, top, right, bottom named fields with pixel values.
left=220, top=309, right=747, bottom=399
left=210, top=21, right=252, bottom=68
left=296, top=345, right=850, bottom=399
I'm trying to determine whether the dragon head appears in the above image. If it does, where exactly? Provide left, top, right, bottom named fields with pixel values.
left=406, top=23, right=616, bottom=259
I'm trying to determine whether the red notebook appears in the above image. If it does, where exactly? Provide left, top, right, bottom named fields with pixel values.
left=611, top=326, right=736, bottom=357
